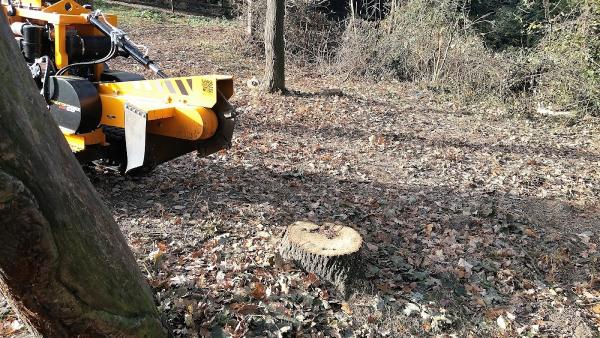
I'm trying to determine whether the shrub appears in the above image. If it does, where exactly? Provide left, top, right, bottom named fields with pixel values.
left=336, top=0, right=511, bottom=102
left=243, top=0, right=343, bottom=66
left=241, top=0, right=598, bottom=115
left=508, top=1, right=600, bottom=115
left=469, top=0, right=584, bottom=50
left=335, top=0, right=599, bottom=114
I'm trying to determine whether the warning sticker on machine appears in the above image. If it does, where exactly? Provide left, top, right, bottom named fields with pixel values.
left=201, top=79, right=214, bottom=94
left=51, top=101, right=81, bottom=113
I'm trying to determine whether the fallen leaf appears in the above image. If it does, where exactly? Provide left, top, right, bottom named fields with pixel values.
left=303, top=272, right=319, bottom=288
left=341, top=302, right=353, bottom=315
left=147, top=249, right=164, bottom=264
left=424, top=223, right=433, bottom=236
left=458, top=258, right=474, bottom=278
left=403, top=303, right=420, bottom=316
left=366, top=242, right=379, bottom=251
left=497, top=316, right=507, bottom=331
left=231, top=303, right=260, bottom=315
left=251, top=282, right=266, bottom=300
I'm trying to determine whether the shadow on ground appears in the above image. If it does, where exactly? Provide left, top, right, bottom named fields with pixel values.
left=91, top=156, right=599, bottom=336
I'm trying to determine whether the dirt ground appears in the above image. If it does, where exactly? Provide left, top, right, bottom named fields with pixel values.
left=2, top=4, right=600, bottom=337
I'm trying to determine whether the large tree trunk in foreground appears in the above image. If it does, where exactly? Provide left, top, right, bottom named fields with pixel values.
left=263, top=0, right=285, bottom=92
left=0, top=13, right=168, bottom=337
left=280, top=222, right=364, bottom=296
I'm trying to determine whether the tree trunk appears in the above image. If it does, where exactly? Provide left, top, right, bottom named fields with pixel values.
left=246, top=0, right=253, bottom=39
left=0, top=13, right=169, bottom=337
left=279, top=222, right=364, bottom=297
left=263, top=0, right=285, bottom=93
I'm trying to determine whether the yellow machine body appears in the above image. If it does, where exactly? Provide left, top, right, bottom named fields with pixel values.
left=1, top=0, right=235, bottom=172
left=97, top=75, right=233, bottom=140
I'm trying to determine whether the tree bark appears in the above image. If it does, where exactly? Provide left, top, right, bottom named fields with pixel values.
left=0, top=12, right=168, bottom=337
left=263, top=0, right=285, bottom=93
left=279, top=222, right=364, bottom=297
left=246, top=0, right=253, bottom=39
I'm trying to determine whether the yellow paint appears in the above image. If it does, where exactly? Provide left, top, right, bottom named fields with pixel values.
left=53, top=24, right=68, bottom=69
left=64, top=128, right=106, bottom=152
left=5, top=0, right=116, bottom=71
left=97, top=76, right=232, bottom=141
left=10, top=5, right=116, bottom=25
left=147, top=106, right=218, bottom=141
left=42, top=0, right=88, bottom=15
left=34, top=0, right=114, bottom=71
left=98, top=75, right=233, bottom=108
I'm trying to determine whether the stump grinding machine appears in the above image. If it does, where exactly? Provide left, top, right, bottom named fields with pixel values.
left=1, top=0, right=235, bottom=173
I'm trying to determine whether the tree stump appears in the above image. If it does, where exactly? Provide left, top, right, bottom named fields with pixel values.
left=279, top=221, right=364, bottom=296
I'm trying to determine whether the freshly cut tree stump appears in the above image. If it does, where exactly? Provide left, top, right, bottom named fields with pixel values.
left=279, top=221, right=364, bottom=296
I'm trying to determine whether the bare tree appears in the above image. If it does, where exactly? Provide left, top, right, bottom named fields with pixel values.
left=246, top=0, right=254, bottom=39
left=0, top=13, right=168, bottom=337
left=263, top=0, right=285, bottom=92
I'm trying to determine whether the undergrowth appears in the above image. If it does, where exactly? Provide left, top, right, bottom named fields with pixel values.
left=242, top=0, right=599, bottom=116
left=94, top=0, right=235, bottom=27
left=334, top=0, right=599, bottom=115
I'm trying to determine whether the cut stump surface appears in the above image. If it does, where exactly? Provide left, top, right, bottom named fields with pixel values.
left=279, top=221, right=363, bottom=296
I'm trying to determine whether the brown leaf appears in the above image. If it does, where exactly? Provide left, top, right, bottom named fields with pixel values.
left=424, top=223, right=434, bottom=237
left=367, top=314, right=379, bottom=323
left=231, top=303, right=260, bottom=315
left=303, top=272, right=319, bottom=288
left=251, top=282, right=266, bottom=300
left=485, top=307, right=506, bottom=319
left=149, top=278, right=167, bottom=288
left=376, top=281, right=392, bottom=294
left=341, top=302, right=353, bottom=315
left=524, top=228, right=536, bottom=237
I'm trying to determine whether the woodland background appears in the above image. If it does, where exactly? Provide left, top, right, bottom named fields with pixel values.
left=118, top=0, right=599, bottom=116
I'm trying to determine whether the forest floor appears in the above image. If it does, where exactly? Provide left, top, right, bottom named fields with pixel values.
left=2, top=4, right=600, bottom=337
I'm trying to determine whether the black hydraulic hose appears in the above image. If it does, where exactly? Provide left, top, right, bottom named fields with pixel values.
left=6, top=0, right=16, bottom=16
left=55, top=41, right=117, bottom=76
left=88, top=12, right=167, bottom=78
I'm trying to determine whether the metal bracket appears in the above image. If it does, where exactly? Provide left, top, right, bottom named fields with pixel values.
left=124, top=102, right=147, bottom=172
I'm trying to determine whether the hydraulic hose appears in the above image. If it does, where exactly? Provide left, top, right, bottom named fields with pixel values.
left=87, top=11, right=167, bottom=78
left=6, top=0, right=16, bottom=16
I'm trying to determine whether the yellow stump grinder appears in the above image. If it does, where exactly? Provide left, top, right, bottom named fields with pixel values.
left=1, top=0, right=235, bottom=173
